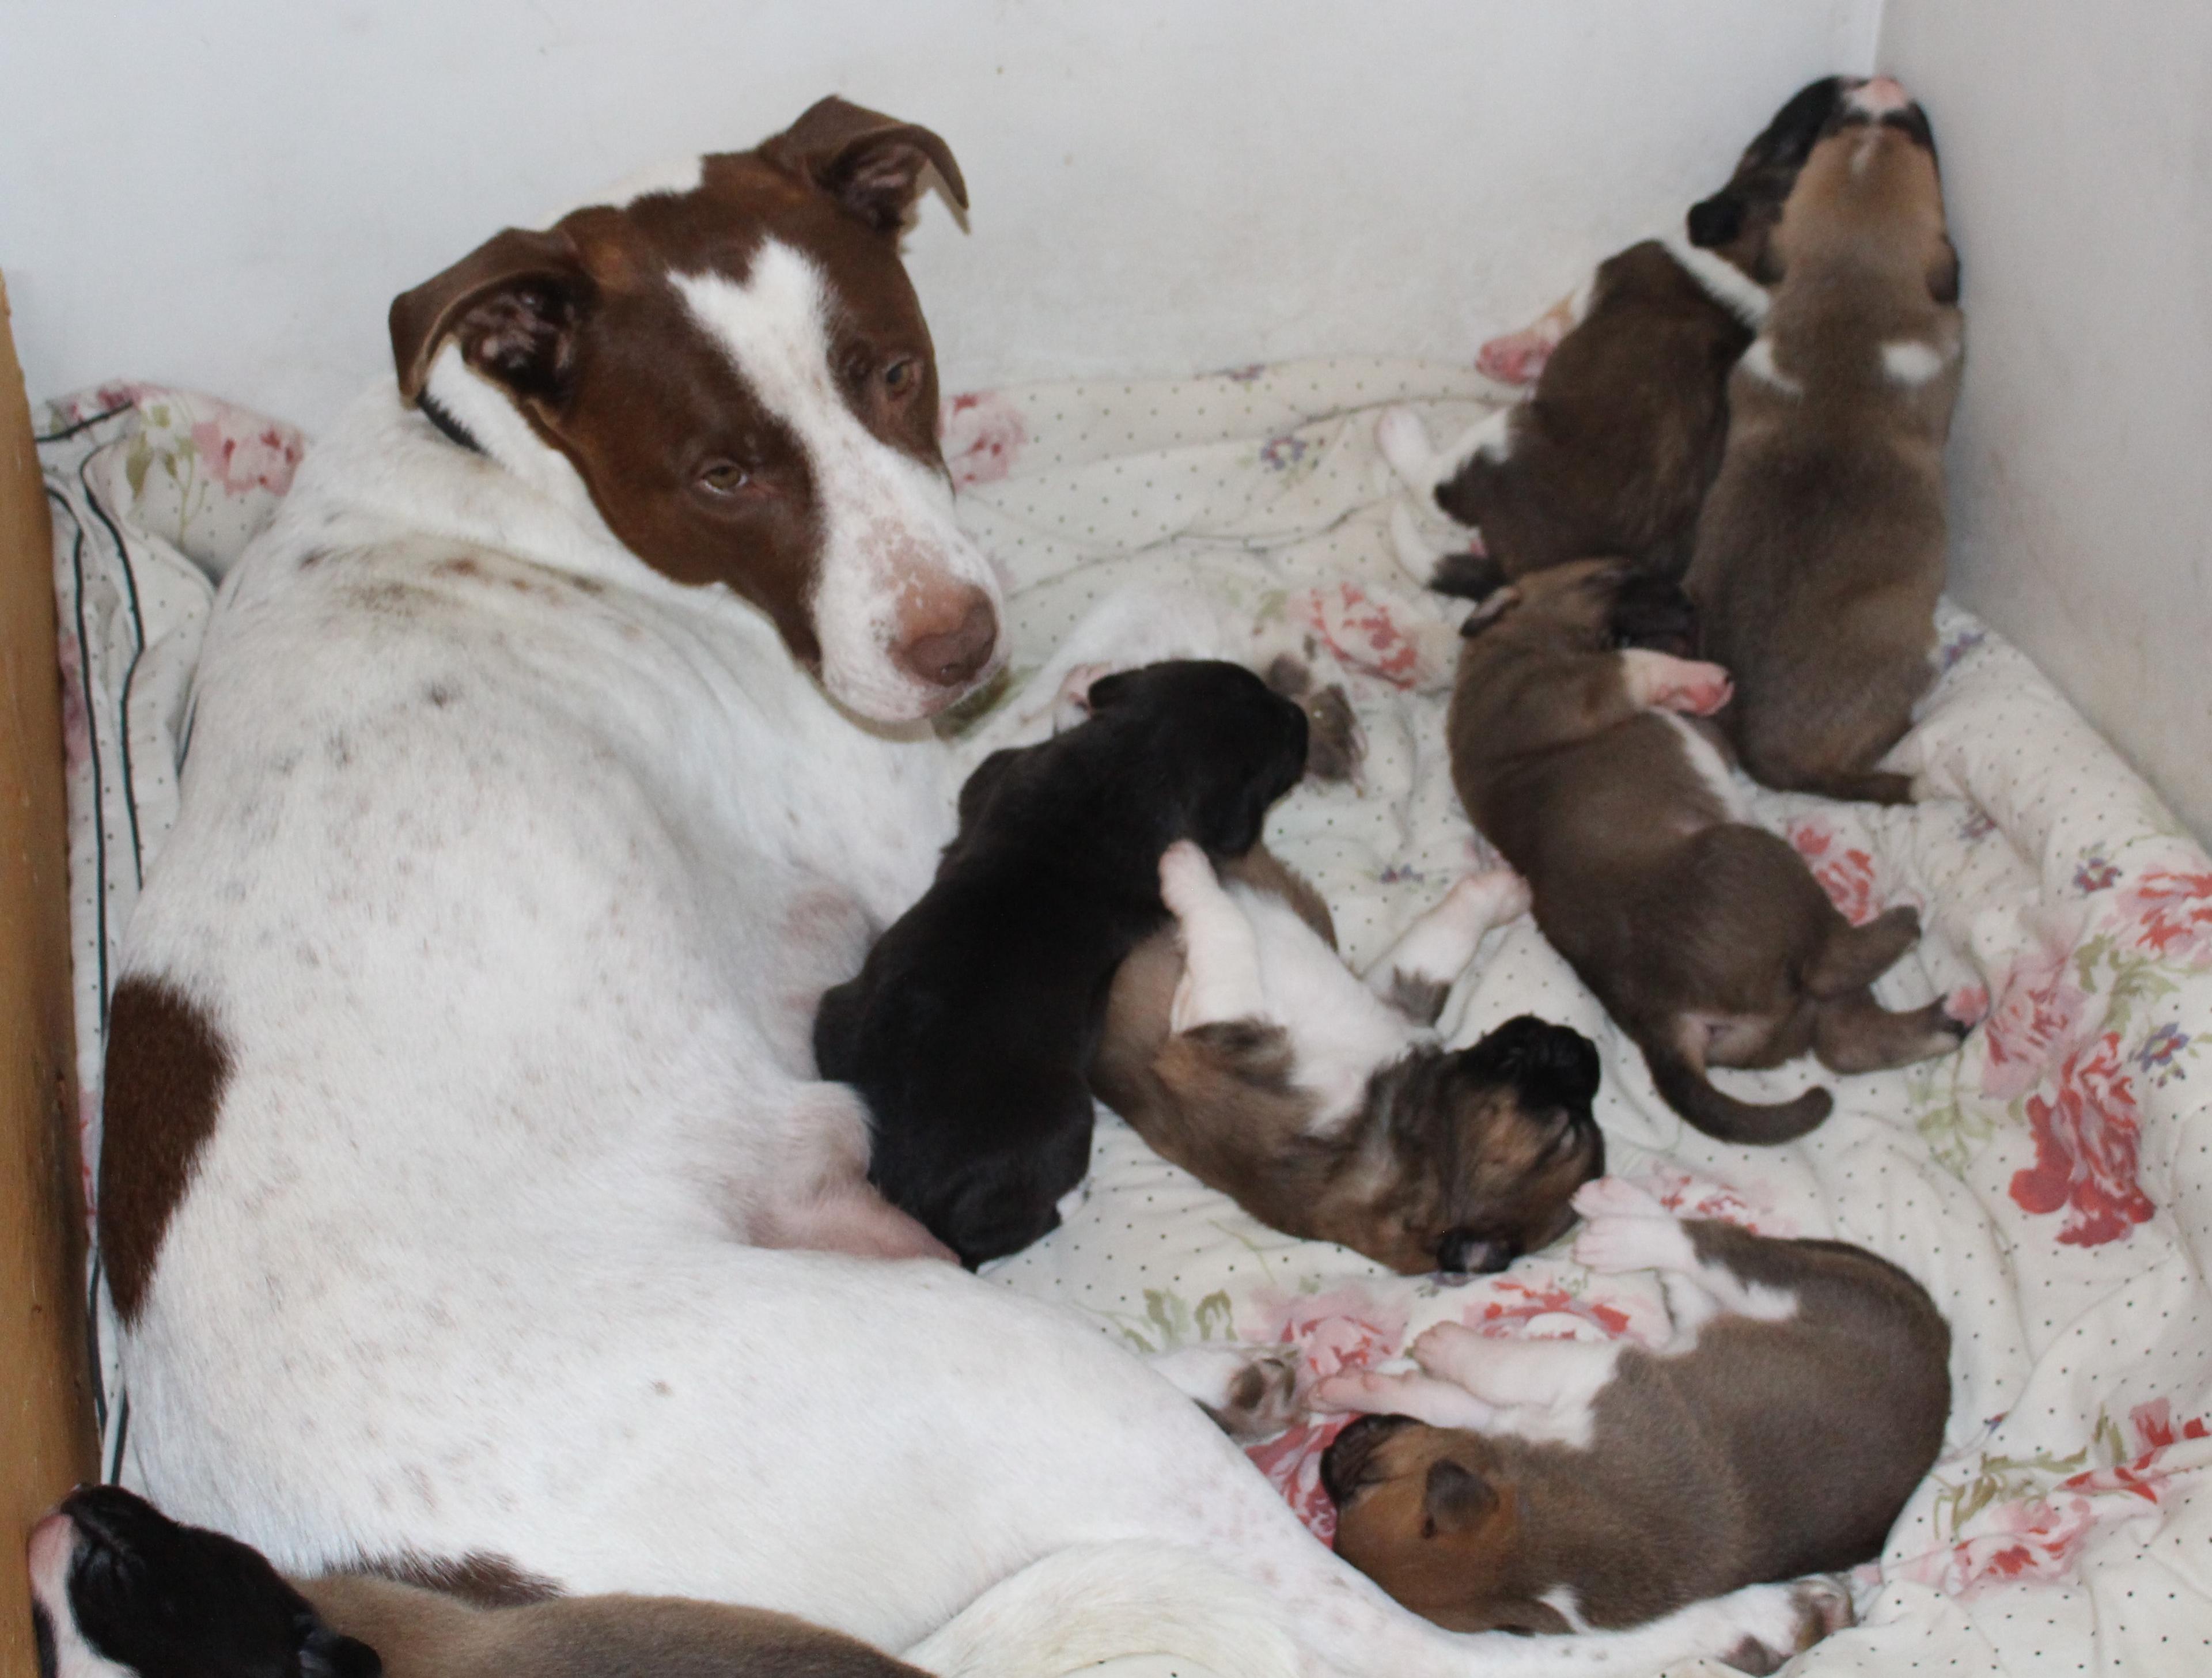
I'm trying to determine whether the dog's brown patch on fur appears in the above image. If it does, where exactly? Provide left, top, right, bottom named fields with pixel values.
left=1383, top=971, right=1452, bottom=1028
left=355, top=1550, right=562, bottom=1608
left=100, top=977, right=232, bottom=1323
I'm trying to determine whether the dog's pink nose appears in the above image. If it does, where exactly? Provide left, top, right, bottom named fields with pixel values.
left=1851, top=76, right=1910, bottom=115
left=895, top=590, right=999, bottom=688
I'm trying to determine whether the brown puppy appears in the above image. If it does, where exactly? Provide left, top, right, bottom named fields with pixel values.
left=1315, top=1179, right=1948, bottom=1665
left=1446, top=561, right=1965, bottom=1142
left=31, top=1483, right=924, bottom=1678
left=1092, top=845, right=1604, bottom=1274
left=1685, top=78, right=1963, bottom=804
left=1380, top=77, right=1863, bottom=594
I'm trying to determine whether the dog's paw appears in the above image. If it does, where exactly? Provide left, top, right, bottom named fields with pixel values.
left=1621, top=649, right=1734, bottom=715
left=1301, top=684, right=1366, bottom=784
left=1475, top=311, right=1567, bottom=385
left=1721, top=1575, right=1857, bottom=1675
left=1444, top=869, right=1532, bottom=929
left=1407, top=1321, right=1483, bottom=1376
left=1376, top=407, right=1437, bottom=488
left=1311, top=1367, right=1417, bottom=1416
left=1153, top=1344, right=1305, bottom=1441
left=1571, top=1175, right=1668, bottom=1224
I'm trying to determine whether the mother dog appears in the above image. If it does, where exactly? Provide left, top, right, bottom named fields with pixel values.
left=99, top=97, right=1845, bottom=1677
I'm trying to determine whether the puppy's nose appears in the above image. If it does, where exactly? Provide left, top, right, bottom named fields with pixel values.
left=1437, top=1229, right=1516, bottom=1275
left=1851, top=76, right=1910, bottom=115
left=894, top=590, right=999, bottom=688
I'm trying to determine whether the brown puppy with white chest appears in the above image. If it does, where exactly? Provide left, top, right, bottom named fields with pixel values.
left=1686, top=78, right=1963, bottom=804
left=1446, top=560, right=1965, bottom=1143
left=1314, top=1178, right=1949, bottom=1662
left=1378, top=77, right=1864, bottom=596
left=1092, top=845, right=1605, bottom=1275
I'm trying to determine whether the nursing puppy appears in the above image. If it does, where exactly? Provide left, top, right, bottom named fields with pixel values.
left=1316, top=1179, right=1949, bottom=1665
left=1447, top=561, right=1964, bottom=1143
left=815, top=660, right=1309, bottom=1268
left=1685, top=78, right=1961, bottom=804
left=31, top=1484, right=925, bottom=1678
left=1378, top=77, right=1857, bottom=595
left=1092, top=846, right=1604, bottom=1274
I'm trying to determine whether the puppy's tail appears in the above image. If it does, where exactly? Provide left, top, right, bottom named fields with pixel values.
left=903, top=1542, right=1302, bottom=1678
left=1643, top=1041, right=1832, bottom=1145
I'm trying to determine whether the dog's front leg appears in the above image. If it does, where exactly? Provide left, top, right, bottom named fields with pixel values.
left=1158, top=841, right=1269, bottom=1032
left=1362, top=870, right=1532, bottom=1023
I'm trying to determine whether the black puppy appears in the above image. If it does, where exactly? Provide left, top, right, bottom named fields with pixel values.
left=31, top=1484, right=927, bottom=1678
left=816, top=660, right=1309, bottom=1268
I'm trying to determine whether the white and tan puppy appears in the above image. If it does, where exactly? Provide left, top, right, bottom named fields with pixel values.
left=97, top=99, right=1857, bottom=1678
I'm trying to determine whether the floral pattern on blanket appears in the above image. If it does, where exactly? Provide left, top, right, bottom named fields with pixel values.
left=47, top=359, right=2212, bottom=1673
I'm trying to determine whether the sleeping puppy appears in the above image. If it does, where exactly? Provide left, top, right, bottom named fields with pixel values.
left=1378, top=76, right=1858, bottom=596
left=30, top=1483, right=925, bottom=1678
left=1446, top=561, right=1965, bottom=1143
left=1685, top=78, right=1961, bottom=804
left=1090, top=843, right=1604, bottom=1275
left=1315, top=1179, right=1948, bottom=1665
left=815, top=660, right=1308, bottom=1268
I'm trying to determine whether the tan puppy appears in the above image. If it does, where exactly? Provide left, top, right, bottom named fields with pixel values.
left=1315, top=1179, right=1948, bottom=1668
left=1685, top=78, right=1963, bottom=804
left=1446, top=561, right=1964, bottom=1142
left=1092, top=846, right=1604, bottom=1274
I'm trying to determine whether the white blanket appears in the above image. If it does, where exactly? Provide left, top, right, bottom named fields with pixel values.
left=44, top=363, right=2212, bottom=1674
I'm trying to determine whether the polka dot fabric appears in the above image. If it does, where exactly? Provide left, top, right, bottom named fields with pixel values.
left=42, top=365, right=2212, bottom=1671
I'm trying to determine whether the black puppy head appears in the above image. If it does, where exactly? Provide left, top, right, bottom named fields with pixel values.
left=1424, top=1016, right=1604, bottom=1274
left=1687, top=75, right=1857, bottom=275
left=1086, top=660, right=1309, bottom=857
left=29, top=1486, right=380, bottom=1678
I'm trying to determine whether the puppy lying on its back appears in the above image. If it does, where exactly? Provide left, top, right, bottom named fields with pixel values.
left=1378, top=76, right=1859, bottom=595
left=1317, top=1179, right=1948, bottom=1656
left=816, top=660, right=1308, bottom=1268
left=1686, top=78, right=1962, bottom=804
left=1092, top=843, right=1604, bottom=1275
left=1446, top=562, right=1964, bottom=1142
left=31, top=1484, right=926, bottom=1678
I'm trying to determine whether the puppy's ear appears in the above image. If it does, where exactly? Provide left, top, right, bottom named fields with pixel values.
left=298, top=1616, right=384, bottom=1678
left=389, top=228, right=593, bottom=409
left=1422, top=1459, right=1500, bottom=1536
left=1084, top=670, right=1135, bottom=712
left=1929, top=235, right=1961, bottom=305
left=1686, top=191, right=1745, bottom=251
left=767, top=96, right=968, bottom=232
left=1457, top=586, right=1524, bottom=639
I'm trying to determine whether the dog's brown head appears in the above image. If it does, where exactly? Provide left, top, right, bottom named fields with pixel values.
left=1763, top=79, right=1957, bottom=304
left=1323, top=1415, right=1563, bottom=1634
left=1687, top=77, right=1860, bottom=276
left=1458, top=559, right=1696, bottom=657
left=388, top=97, right=1002, bottom=723
left=1365, top=1015, right=1604, bottom=1275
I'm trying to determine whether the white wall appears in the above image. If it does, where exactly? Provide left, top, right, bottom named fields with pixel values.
left=1879, top=0, right=2212, bottom=840
left=1, top=0, right=1876, bottom=433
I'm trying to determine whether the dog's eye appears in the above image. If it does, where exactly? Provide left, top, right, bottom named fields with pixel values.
left=696, top=462, right=751, bottom=497
left=881, top=357, right=919, bottom=397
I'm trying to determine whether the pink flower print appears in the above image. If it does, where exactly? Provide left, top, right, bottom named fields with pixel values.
left=1786, top=819, right=1882, bottom=926
left=2127, top=1399, right=2210, bottom=1453
left=1637, top=1164, right=1786, bottom=1235
left=190, top=415, right=304, bottom=498
left=1463, top=1277, right=1636, bottom=1342
left=2010, top=1031, right=2155, bottom=1246
left=1979, top=930, right=2095, bottom=1103
left=1245, top=1285, right=1408, bottom=1392
left=940, top=391, right=1026, bottom=488
left=2114, top=866, right=2212, bottom=967
left=1295, top=582, right=1421, bottom=688
left=1246, top=1414, right=1355, bottom=1545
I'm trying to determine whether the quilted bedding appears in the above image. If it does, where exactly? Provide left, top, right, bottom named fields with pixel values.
left=42, top=363, right=2212, bottom=1675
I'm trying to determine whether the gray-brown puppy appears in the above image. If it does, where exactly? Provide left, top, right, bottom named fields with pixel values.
left=1446, top=560, right=1965, bottom=1143
left=1685, top=77, right=1963, bottom=804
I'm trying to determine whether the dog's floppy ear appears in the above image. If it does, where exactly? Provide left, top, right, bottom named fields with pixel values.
left=1929, top=234, right=1961, bottom=305
left=1457, top=586, right=1524, bottom=639
left=1422, top=1458, right=1500, bottom=1536
left=389, top=228, right=593, bottom=408
left=298, top=1613, right=384, bottom=1678
left=767, top=96, right=968, bottom=233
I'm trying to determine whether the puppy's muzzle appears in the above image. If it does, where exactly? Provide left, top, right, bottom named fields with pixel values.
left=1321, top=1412, right=1417, bottom=1509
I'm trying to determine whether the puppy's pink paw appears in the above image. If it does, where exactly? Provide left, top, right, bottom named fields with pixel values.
left=1312, top=1368, right=1415, bottom=1416
left=1571, top=1176, right=1668, bottom=1223
left=1376, top=407, right=1437, bottom=488
left=1446, top=869, right=1532, bottom=926
left=1621, top=649, right=1734, bottom=715
left=1476, top=321, right=1561, bottom=386
left=1574, top=1210, right=1694, bottom=1277
left=1409, top=1321, right=1482, bottom=1373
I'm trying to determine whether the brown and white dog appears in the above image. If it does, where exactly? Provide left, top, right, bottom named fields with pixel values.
left=1091, top=844, right=1604, bottom=1275
left=1446, top=562, right=1965, bottom=1143
left=1685, top=77, right=1962, bottom=804
left=1377, top=76, right=1863, bottom=596
left=90, top=97, right=1850, bottom=1678
left=1315, top=1179, right=1948, bottom=1666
